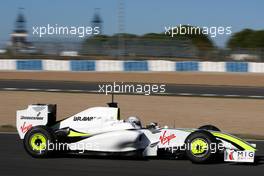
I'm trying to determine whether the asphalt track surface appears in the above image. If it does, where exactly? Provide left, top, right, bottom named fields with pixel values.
left=1, top=79, right=264, bottom=98
left=0, top=134, right=264, bottom=176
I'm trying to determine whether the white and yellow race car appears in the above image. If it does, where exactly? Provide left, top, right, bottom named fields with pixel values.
left=16, top=102, right=256, bottom=164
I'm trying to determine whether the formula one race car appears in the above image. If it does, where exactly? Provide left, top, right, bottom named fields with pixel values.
left=16, top=100, right=257, bottom=164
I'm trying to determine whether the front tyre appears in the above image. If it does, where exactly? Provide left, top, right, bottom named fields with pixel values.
left=23, top=126, right=55, bottom=158
left=185, top=131, right=218, bottom=163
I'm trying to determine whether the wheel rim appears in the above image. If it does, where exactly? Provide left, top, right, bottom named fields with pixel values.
left=190, top=138, right=209, bottom=157
left=29, top=133, right=47, bottom=151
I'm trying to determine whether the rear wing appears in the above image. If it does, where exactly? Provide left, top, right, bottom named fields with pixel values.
left=16, top=104, right=56, bottom=139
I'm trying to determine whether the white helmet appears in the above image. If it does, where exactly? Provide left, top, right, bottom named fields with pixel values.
left=127, top=116, right=142, bottom=128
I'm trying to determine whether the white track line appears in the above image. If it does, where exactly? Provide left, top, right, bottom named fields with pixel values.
left=177, top=93, right=194, bottom=96
left=200, top=94, right=217, bottom=97
left=45, top=89, right=61, bottom=92
left=67, top=89, right=86, bottom=92
left=247, top=95, right=264, bottom=98
left=2, top=88, right=19, bottom=91
left=24, top=88, right=41, bottom=91
left=223, top=94, right=240, bottom=97
left=90, top=90, right=101, bottom=93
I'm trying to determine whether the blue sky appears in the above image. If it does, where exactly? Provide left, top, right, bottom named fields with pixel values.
left=1, top=0, right=263, bottom=47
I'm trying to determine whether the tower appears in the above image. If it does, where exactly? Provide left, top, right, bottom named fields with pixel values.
left=11, top=8, right=29, bottom=49
left=117, top=0, right=125, bottom=57
left=91, top=8, right=103, bottom=34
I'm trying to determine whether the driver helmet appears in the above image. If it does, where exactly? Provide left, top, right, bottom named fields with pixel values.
left=127, top=116, right=142, bottom=128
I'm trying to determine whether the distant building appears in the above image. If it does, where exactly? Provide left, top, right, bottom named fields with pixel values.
left=91, top=8, right=103, bottom=34
left=10, top=8, right=34, bottom=53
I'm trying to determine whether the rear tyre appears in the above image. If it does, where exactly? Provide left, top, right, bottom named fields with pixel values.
left=185, top=130, right=218, bottom=163
left=198, top=125, right=220, bottom=131
left=23, top=126, right=55, bottom=158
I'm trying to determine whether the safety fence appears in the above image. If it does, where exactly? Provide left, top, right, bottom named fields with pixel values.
left=1, top=59, right=264, bottom=72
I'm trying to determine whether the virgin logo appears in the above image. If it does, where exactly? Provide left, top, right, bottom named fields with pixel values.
left=20, top=122, right=33, bottom=133
left=159, top=131, right=176, bottom=145
left=229, top=150, right=234, bottom=160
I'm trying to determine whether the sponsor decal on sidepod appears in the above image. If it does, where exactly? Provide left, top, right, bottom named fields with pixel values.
left=159, top=131, right=176, bottom=145
left=20, top=122, right=33, bottom=133
left=224, top=149, right=255, bottom=162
